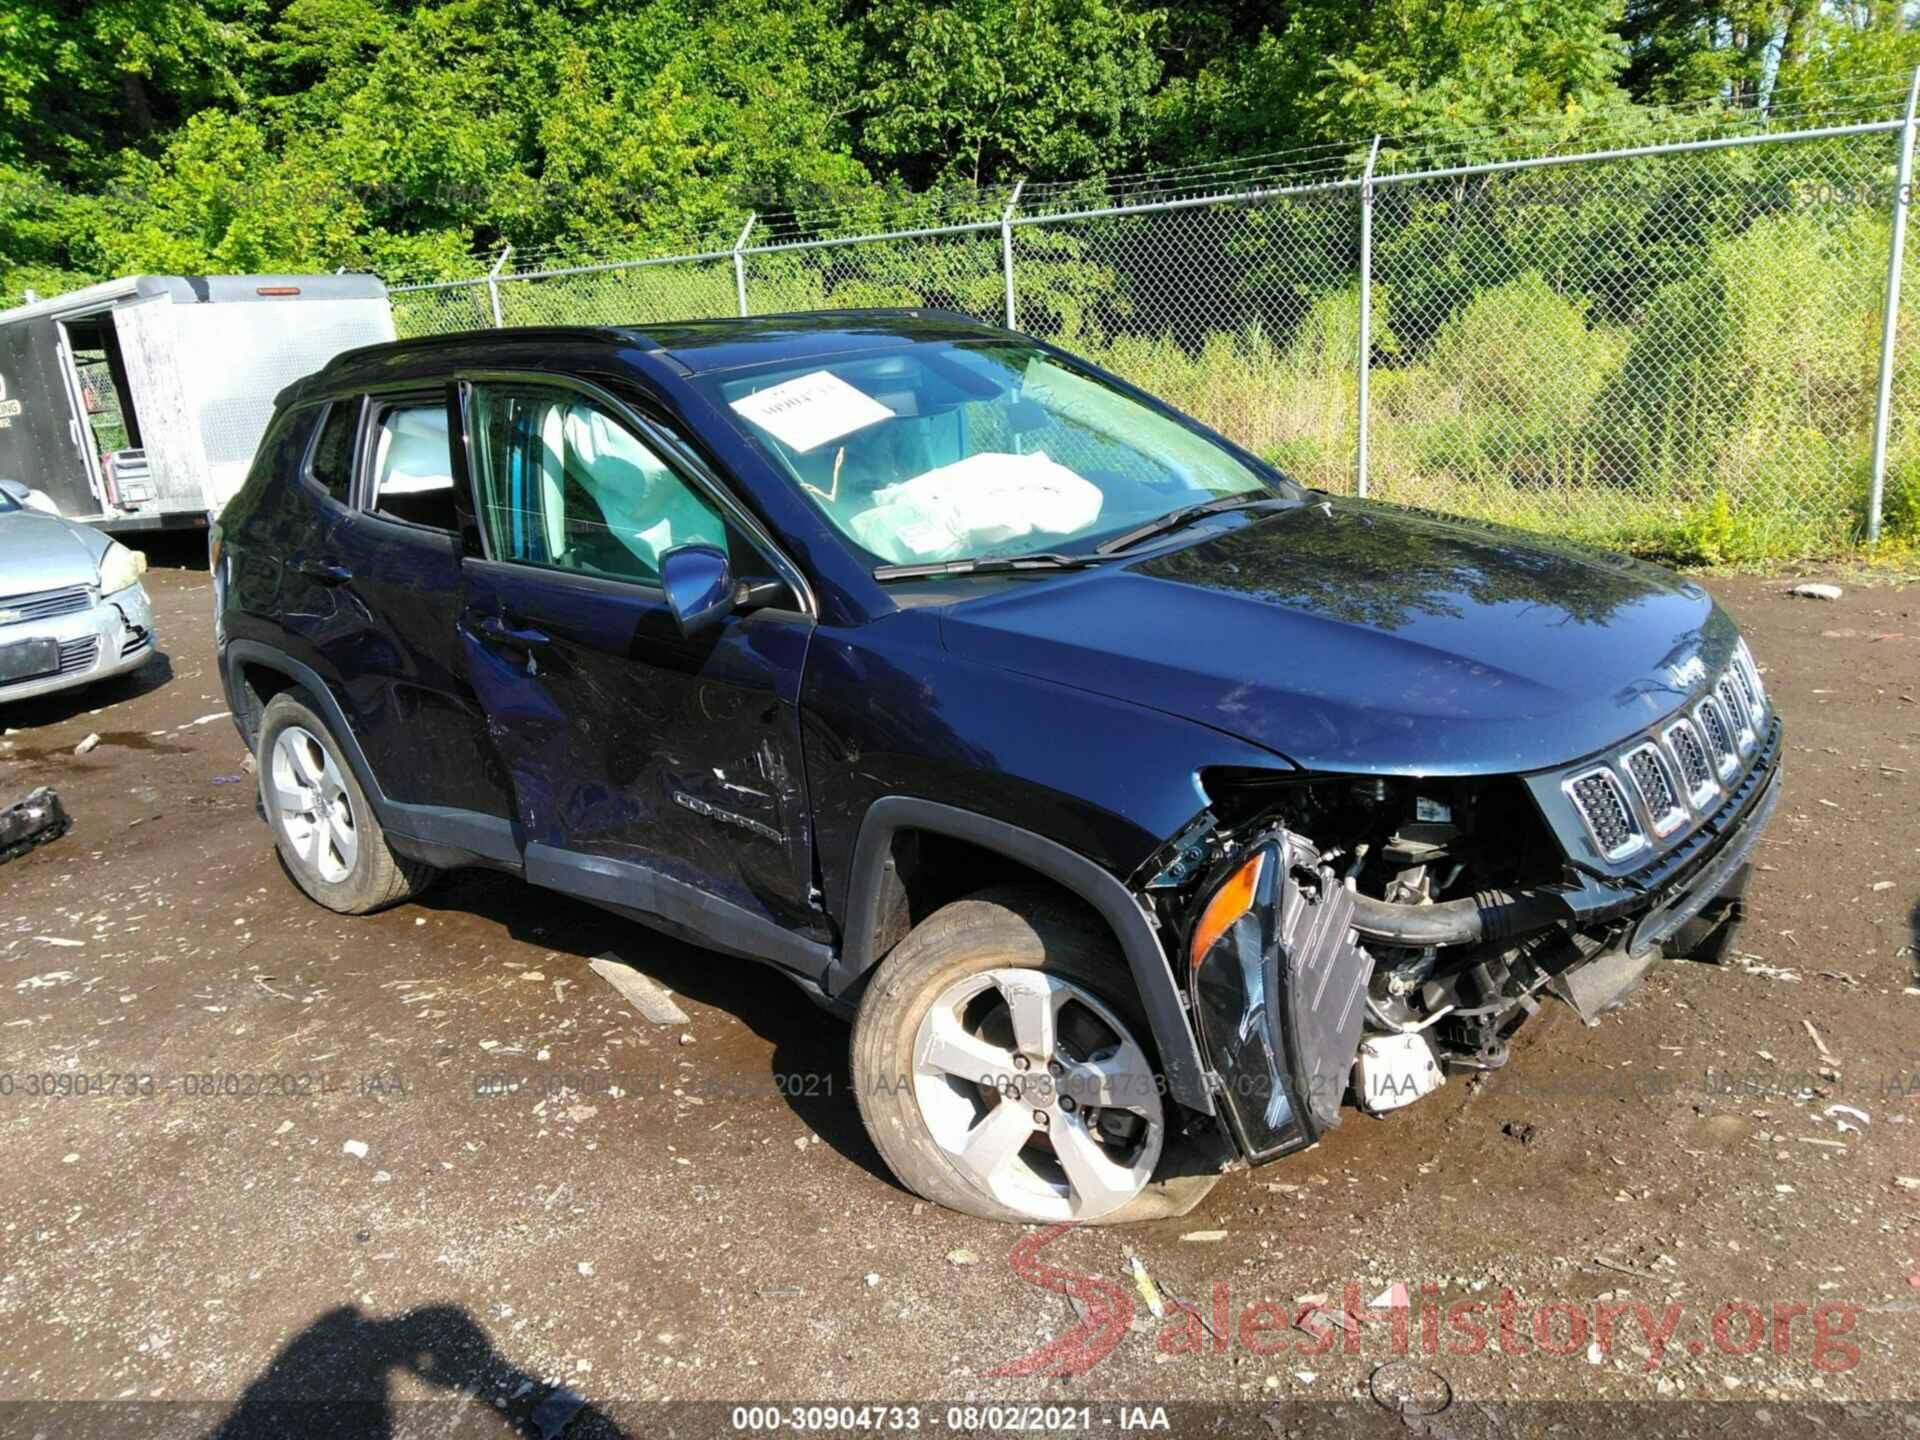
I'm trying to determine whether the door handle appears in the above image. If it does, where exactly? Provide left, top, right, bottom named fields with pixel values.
left=475, top=614, right=551, bottom=651
left=294, top=560, right=353, bottom=585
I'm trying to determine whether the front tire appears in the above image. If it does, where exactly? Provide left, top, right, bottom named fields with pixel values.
left=851, top=885, right=1221, bottom=1224
left=256, top=691, right=433, bottom=914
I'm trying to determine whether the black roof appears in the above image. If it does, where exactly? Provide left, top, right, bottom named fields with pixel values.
left=301, top=308, right=1007, bottom=401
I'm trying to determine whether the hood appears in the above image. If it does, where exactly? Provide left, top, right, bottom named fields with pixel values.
left=938, top=500, right=1735, bottom=775
left=0, top=511, right=107, bottom=596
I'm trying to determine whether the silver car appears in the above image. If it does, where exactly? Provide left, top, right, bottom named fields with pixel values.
left=0, top=482, right=157, bottom=702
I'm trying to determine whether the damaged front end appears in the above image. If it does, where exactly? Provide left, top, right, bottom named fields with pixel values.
left=1141, top=662, right=1782, bottom=1164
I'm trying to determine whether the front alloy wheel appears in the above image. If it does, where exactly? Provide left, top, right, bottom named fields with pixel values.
left=912, top=967, right=1164, bottom=1221
left=852, top=885, right=1220, bottom=1224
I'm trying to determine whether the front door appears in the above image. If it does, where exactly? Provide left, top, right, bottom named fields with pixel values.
left=453, top=375, right=823, bottom=969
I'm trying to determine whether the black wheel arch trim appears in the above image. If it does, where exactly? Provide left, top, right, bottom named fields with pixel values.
left=830, top=795, right=1215, bottom=1115
left=221, top=640, right=521, bottom=867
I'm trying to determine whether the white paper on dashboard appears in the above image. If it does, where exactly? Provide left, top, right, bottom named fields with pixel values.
left=728, top=371, right=895, bottom=453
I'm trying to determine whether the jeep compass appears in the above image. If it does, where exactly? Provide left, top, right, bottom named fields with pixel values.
left=212, top=312, right=1779, bottom=1224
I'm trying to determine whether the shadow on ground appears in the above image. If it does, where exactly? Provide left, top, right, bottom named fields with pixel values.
left=201, top=1303, right=631, bottom=1439
left=0, top=653, right=174, bottom=733
left=415, top=868, right=898, bottom=1192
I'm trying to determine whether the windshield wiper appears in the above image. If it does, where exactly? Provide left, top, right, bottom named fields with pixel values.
left=872, top=551, right=1105, bottom=582
left=1093, top=494, right=1290, bottom=555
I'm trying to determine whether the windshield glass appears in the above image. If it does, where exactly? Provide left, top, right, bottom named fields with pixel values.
left=0, top=487, right=20, bottom=514
left=700, top=341, right=1276, bottom=566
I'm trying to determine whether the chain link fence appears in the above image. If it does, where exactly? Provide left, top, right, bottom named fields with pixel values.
left=389, top=109, right=1920, bottom=555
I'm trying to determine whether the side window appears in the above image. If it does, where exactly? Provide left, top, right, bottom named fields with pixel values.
left=468, top=385, right=731, bottom=585
left=368, top=400, right=457, bottom=530
left=307, top=400, right=360, bottom=504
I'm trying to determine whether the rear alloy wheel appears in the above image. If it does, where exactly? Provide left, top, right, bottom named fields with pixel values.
left=256, top=690, right=432, bottom=915
left=852, top=885, right=1220, bottom=1224
left=271, top=725, right=358, bottom=884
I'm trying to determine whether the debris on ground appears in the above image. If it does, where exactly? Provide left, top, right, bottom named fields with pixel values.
left=1825, top=1104, right=1870, bottom=1134
left=945, top=1248, right=978, bottom=1265
left=1802, top=1018, right=1838, bottom=1067
left=0, top=787, right=70, bottom=864
left=1501, top=1121, right=1538, bottom=1145
left=73, top=733, right=100, bottom=755
left=1180, top=1230, right=1228, bottom=1242
left=1292, top=1299, right=1361, bottom=1340
left=1369, top=1359, right=1452, bottom=1417
left=1790, top=582, right=1843, bottom=600
left=587, top=954, right=690, bottom=1025
left=341, top=1140, right=369, bottom=1159
left=1128, top=1253, right=1167, bottom=1319
left=1738, top=957, right=1801, bottom=982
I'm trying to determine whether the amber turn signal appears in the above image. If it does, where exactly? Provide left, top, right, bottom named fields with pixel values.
left=1189, top=851, right=1265, bottom=970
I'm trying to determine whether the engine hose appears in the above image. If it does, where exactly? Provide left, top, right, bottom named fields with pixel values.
left=1347, top=888, right=1565, bottom=948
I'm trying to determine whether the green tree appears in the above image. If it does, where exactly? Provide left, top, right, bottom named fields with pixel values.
left=858, top=0, right=1165, bottom=185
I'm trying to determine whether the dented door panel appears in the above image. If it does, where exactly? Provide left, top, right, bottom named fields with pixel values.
left=458, top=557, right=820, bottom=941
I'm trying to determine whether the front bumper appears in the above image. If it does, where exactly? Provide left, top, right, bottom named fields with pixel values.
left=0, top=583, right=157, bottom=704
left=1185, top=718, right=1782, bottom=1166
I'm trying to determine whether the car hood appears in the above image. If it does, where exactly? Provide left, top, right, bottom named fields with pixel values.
left=937, top=500, right=1736, bottom=775
left=0, top=512, right=106, bottom=596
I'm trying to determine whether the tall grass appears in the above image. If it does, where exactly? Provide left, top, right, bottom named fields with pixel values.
left=392, top=168, right=1920, bottom=564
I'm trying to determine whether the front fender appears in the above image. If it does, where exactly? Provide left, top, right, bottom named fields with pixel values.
left=831, top=796, right=1215, bottom=1114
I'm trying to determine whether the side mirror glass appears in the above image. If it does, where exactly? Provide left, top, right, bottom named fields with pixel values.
left=660, top=544, right=734, bottom=637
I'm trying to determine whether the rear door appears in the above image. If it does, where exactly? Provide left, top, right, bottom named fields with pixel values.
left=311, top=384, right=519, bottom=845
left=109, top=297, right=207, bottom=515
left=452, top=373, right=823, bottom=963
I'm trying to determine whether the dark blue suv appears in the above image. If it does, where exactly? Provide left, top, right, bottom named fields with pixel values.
left=213, top=312, right=1780, bottom=1223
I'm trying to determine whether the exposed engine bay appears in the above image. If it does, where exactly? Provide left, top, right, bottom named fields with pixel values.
left=1144, top=760, right=1763, bottom=1133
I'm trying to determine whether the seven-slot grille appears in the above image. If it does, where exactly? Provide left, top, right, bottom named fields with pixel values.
left=1715, top=675, right=1755, bottom=752
left=1564, top=659, right=1771, bottom=864
left=1566, top=768, right=1644, bottom=861
left=1694, top=697, right=1740, bottom=778
left=0, top=585, right=92, bottom=625
left=1664, top=718, right=1716, bottom=806
left=1622, top=743, right=1687, bottom=837
left=1732, top=641, right=1767, bottom=723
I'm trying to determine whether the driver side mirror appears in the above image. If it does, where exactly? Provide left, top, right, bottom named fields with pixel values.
left=660, top=544, right=734, bottom=638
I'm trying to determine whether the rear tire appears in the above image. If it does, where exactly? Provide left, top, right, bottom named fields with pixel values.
left=852, top=884, right=1221, bottom=1224
left=256, top=691, right=433, bottom=914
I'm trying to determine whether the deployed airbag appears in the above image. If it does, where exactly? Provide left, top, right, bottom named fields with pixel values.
left=848, top=451, right=1103, bottom=563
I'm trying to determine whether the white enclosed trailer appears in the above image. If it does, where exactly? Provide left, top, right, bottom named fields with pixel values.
left=0, top=274, right=395, bottom=532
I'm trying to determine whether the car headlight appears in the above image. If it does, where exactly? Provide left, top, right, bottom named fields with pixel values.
left=98, top=539, right=147, bottom=595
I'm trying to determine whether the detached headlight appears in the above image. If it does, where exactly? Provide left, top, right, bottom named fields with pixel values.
left=98, top=539, right=147, bottom=595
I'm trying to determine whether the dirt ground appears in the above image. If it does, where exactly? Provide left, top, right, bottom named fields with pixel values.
left=0, top=541, right=1915, bottom=1436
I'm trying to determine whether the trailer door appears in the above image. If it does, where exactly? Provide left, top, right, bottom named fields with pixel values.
left=110, top=298, right=206, bottom=515
left=0, top=317, right=101, bottom=517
